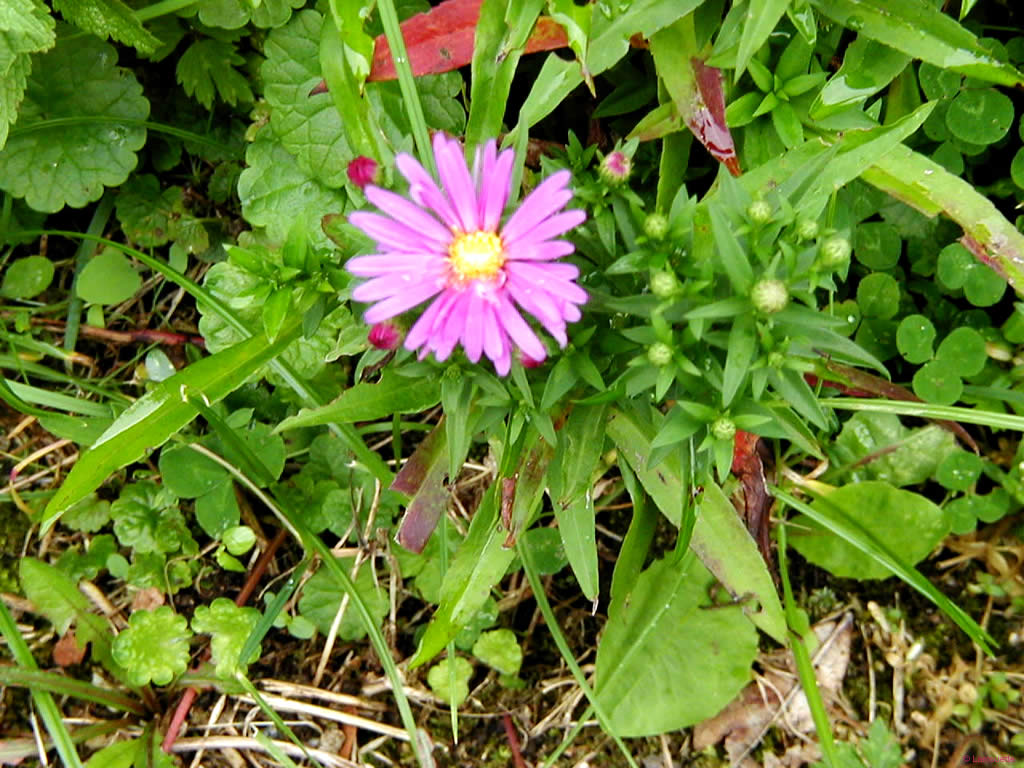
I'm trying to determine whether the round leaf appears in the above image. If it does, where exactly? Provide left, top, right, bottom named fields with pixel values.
left=854, top=222, right=901, bottom=270
left=936, top=327, right=987, bottom=377
left=935, top=451, right=982, bottom=491
left=0, top=36, right=149, bottom=212
left=76, top=248, right=142, bottom=305
left=427, top=657, right=473, bottom=708
left=913, top=360, right=963, bottom=405
left=1, top=255, right=54, bottom=298
left=918, top=63, right=961, bottom=100
left=946, top=88, right=1014, bottom=145
left=1011, top=147, right=1024, bottom=190
left=896, top=314, right=936, bottom=364
left=856, top=272, right=900, bottom=319
left=112, top=606, right=192, bottom=686
left=936, top=242, right=972, bottom=290
left=471, top=629, right=522, bottom=677
left=222, top=525, right=256, bottom=555
left=964, top=262, right=1005, bottom=307
left=789, top=482, right=950, bottom=580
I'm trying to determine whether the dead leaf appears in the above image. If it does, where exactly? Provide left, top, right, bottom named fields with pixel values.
left=53, top=629, right=85, bottom=667
left=131, top=587, right=165, bottom=612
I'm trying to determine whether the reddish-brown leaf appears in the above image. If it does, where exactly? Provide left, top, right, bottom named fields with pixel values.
left=690, top=59, right=741, bottom=177
left=53, top=629, right=86, bottom=667
left=393, top=423, right=449, bottom=554
left=367, top=0, right=568, bottom=82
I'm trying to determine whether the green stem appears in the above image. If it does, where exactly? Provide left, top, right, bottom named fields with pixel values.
left=8, top=118, right=232, bottom=153
left=376, top=0, right=435, bottom=176
left=64, top=192, right=115, bottom=361
left=134, top=0, right=198, bottom=21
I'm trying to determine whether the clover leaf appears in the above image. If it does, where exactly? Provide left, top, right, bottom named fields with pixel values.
left=191, top=598, right=261, bottom=679
left=112, top=606, right=192, bottom=686
left=0, top=34, right=149, bottom=212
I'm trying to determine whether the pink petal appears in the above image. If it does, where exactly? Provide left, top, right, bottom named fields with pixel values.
left=482, top=304, right=512, bottom=374
left=364, top=186, right=453, bottom=246
left=405, top=291, right=457, bottom=351
left=479, top=146, right=515, bottom=232
left=433, top=133, right=479, bottom=232
left=505, top=262, right=588, bottom=305
left=349, top=211, right=442, bottom=253
left=505, top=240, right=576, bottom=261
left=353, top=272, right=438, bottom=302
left=363, top=280, right=444, bottom=324
left=496, top=294, right=546, bottom=361
left=505, top=209, right=587, bottom=248
left=395, top=152, right=460, bottom=229
left=500, top=171, right=573, bottom=243
left=347, top=254, right=445, bottom=277
left=462, top=290, right=485, bottom=362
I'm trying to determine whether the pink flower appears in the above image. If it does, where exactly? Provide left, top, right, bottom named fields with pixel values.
left=599, top=150, right=631, bottom=186
left=347, top=156, right=379, bottom=189
left=368, top=321, right=402, bottom=350
left=346, top=133, right=587, bottom=375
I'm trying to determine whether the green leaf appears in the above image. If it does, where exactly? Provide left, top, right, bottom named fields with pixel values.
left=708, top=202, right=754, bottom=293
left=0, top=0, right=55, bottom=147
left=518, top=527, right=568, bottom=576
left=114, top=175, right=187, bottom=248
left=854, top=221, right=901, bottom=271
left=735, top=0, right=790, bottom=80
left=110, top=481, right=193, bottom=555
left=935, top=450, right=982, bottom=491
left=810, top=0, right=1024, bottom=87
left=472, top=628, right=522, bottom=677
left=856, top=272, right=900, bottom=319
left=112, top=606, right=192, bottom=686
left=191, top=598, right=261, bottom=678
left=1, top=254, right=53, bottom=298
left=159, top=444, right=227, bottom=499
left=196, top=0, right=304, bottom=29
left=912, top=360, right=963, bottom=405
left=61, top=494, right=112, bottom=533
left=195, top=480, right=239, bottom=538
left=20, top=557, right=90, bottom=636
left=936, top=327, right=986, bottom=377
left=52, top=0, right=160, bottom=54
left=297, top=561, right=388, bottom=641
left=262, top=286, right=292, bottom=342
left=279, top=371, right=441, bottom=430
left=594, top=553, right=758, bottom=736
left=76, top=248, right=141, bottom=305
left=427, top=657, right=473, bottom=707
left=946, top=87, right=1014, bottom=145
left=42, top=318, right=302, bottom=527
left=811, top=36, right=910, bottom=119
left=222, top=525, right=256, bottom=555
left=723, top=313, right=756, bottom=406
left=176, top=38, right=254, bottom=109
left=607, top=406, right=786, bottom=643
left=83, top=741, right=138, bottom=768
left=832, top=411, right=956, bottom=486
left=895, top=314, right=936, bottom=364
left=789, top=481, right=950, bottom=580
left=0, top=35, right=149, bottom=212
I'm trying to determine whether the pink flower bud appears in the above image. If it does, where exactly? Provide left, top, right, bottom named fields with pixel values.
left=520, top=351, right=545, bottom=369
left=347, top=156, right=379, bottom=189
left=368, top=322, right=402, bottom=350
left=599, top=151, right=632, bottom=186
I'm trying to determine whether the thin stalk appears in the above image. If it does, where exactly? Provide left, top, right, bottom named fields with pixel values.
left=7, top=117, right=232, bottom=153
left=776, top=521, right=838, bottom=768
left=818, top=396, right=1024, bottom=431
left=517, top=539, right=640, bottom=768
left=235, top=674, right=319, bottom=766
left=0, top=667, right=145, bottom=715
left=440, top=512, right=458, bottom=742
left=376, top=0, right=435, bottom=175
left=64, top=192, right=115, bottom=360
left=0, top=599, right=85, bottom=768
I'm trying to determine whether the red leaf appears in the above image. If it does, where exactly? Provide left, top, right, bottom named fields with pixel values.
left=367, top=0, right=568, bottom=81
left=393, top=424, right=449, bottom=553
left=689, top=59, right=741, bottom=177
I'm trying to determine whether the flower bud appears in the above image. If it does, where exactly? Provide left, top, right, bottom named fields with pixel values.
left=818, top=236, right=852, bottom=270
left=711, top=417, right=736, bottom=441
left=747, top=200, right=773, bottom=225
left=647, top=342, right=673, bottom=367
left=649, top=270, right=677, bottom=299
left=599, top=151, right=632, bottom=186
left=795, top=218, right=820, bottom=241
left=643, top=213, right=669, bottom=240
left=751, top=279, right=789, bottom=314
left=347, top=156, right=379, bottom=189
left=520, top=351, right=545, bottom=368
left=368, top=321, right=402, bottom=350
left=768, top=351, right=786, bottom=369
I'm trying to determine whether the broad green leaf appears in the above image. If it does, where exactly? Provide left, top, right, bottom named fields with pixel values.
left=594, top=552, right=758, bottom=736
left=176, top=38, right=254, bottom=109
left=936, top=327, right=986, bottom=377
left=83, top=741, right=138, bottom=768
left=735, top=0, right=790, bottom=80
left=0, top=254, right=53, bottom=298
left=159, top=443, right=227, bottom=499
left=854, top=221, right=901, bottom=271
left=472, top=628, right=522, bottom=676
left=946, top=88, right=1014, bottom=145
left=895, top=314, right=936, bottom=364
left=427, top=657, right=473, bottom=707
left=237, top=125, right=346, bottom=252
left=708, top=202, right=754, bottom=293
left=723, top=313, right=756, bottom=406
left=278, top=371, right=441, bottom=430
left=320, top=11, right=377, bottom=160
left=553, top=493, right=598, bottom=601
left=0, top=35, right=149, bottom=212
left=607, top=406, right=786, bottom=642
left=0, top=0, right=55, bottom=149
left=789, top=481, right=950, bottom=580
left=111, top=606, right=192, bottom=686
left=20, top=557, right=90, bottom=635
left=832, top=411, right=955, bottom=486
left=191, top=598, right=261, bottom=678
left=547, top=0, right=593, bottom=90
left=52, top=0, right=160, bottom=53
left=42, top=320, right=302, bottom=527
left=196, top=0, right=304, bottom=29
left=76, top=248, right=141, bottom=305
left=856, top=272, right=900, bottom=320
left=298, top=560, right=388, bottom=640
left=810, top=0, right=1024, bottom=87
left=913, top=360, right=963, bottom=404
left=935, top=450, right=982, bottom=492
left=393, top=422, right=449, bottom=553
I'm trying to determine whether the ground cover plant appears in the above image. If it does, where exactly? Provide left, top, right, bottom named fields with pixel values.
left=2, top=0, right=1024, bottom=765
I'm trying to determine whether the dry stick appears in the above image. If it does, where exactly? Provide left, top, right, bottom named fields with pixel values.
left=32, top=319, right=205, bottom=347
left=161, top=528, right=288, bottom=753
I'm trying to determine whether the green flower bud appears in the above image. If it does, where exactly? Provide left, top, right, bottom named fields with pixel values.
left=818, top=236, right=852, bottom=269
left=795, top=218, right=820, bottom=241
left=747, top=200, right=773, bottom=224
left=711, top=417, right=736, bottom=441
left=643, top=212, right=669, bottom=240
left=768, top=351, right=786, bottom=368
left=751, top=279, right=789, bottom=314
left=599, top=151, right=632, bottom=186
left=647, top=342, right=673, bottom=367
left=650, top=270, right=677, bottom=299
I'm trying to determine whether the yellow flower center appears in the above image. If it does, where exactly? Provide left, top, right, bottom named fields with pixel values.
left=448, top=231, right=505, bottom=283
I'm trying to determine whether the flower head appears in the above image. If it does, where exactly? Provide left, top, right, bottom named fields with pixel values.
left=599, top=150, right=631, bottom=186
left=346, top=133, right=587, bottom=375
left=368, top=321, right=402, bottom=350
left=347, top=156, right=379, bottom=189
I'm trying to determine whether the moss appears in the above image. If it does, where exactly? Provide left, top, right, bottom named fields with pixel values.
left=0, top=503, right=30, bottom=594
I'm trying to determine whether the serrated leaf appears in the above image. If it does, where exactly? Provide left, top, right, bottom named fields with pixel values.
left=115, top=175, right=184, bottom=248
left=0, top=35, right=149, bottom=212
left=191, top=598, right=261, bottom=678
left=472, top=628, right=522, bottom=676
left=278, top=371, right=441, bottom=430
left=112, top=606, right=192, bottom=686
left=176, top=38, right=254, bottom=109
left=52, top=0, right=159, bottom=53
left=297, top=561, right=388, bottom=641
left=237, top=125, right=346, bottom=251
left=0, top=0, right=55, bottom=149
left=20, top=557, right=90, bottom=635
left=594, top=553, right=758, bottom=736
left=197, top=0, right=304, bottom=30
